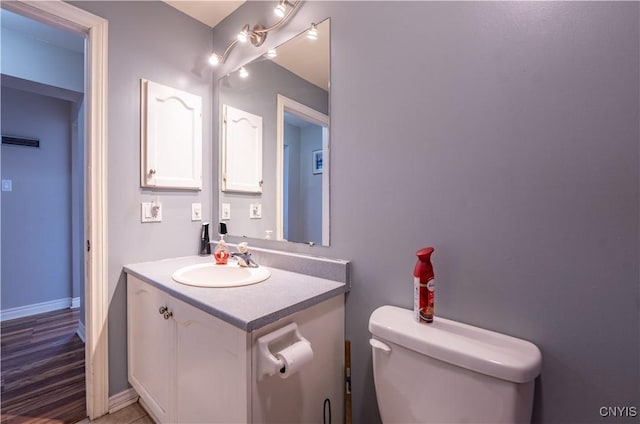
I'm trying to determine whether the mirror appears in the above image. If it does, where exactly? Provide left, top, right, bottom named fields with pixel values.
left=219, top=19, right=330, bottom=246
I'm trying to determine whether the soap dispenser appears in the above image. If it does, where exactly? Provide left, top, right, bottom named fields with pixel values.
left=214, top=222, right=230, bottom=265
left=200, top=223, right=211, bottom=255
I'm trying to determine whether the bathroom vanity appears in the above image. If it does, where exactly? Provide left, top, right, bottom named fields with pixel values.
left=124, top=253, right=348, bottom=424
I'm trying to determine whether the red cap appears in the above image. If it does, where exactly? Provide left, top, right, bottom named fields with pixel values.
left=414, top=247, right=435, bottom=281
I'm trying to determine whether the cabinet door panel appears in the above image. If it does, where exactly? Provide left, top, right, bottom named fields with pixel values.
left=251, top=295, right=345, bottom=423
left=127, top=277, right=172, bottom=423
left=221, top=104, right=263, bottom=193
left=141, top=79, right=203, bottom=189
left=172, top=296, right=249, bottom=423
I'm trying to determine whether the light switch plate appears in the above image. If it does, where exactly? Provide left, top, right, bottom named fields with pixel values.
left=191, top=203, right=202, bottom=221
left=221, top=203, right=231, bottom=220
left=2, top=180, right=12, bottom=192
left=141, top=202, right=162, bottom=223
left=249, top=203, right=262, bottom=219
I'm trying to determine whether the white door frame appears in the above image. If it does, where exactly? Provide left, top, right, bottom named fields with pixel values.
left=275, top=94, right=330, bottom=244
left=1, top=1, right=110, bottom=419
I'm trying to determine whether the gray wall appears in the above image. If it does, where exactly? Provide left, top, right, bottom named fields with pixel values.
left=219, top=59, right=328, bottom=239
left=72, top=1, right=213, bottom=396
left=0, top=14, right=84, bottom=93
left=1, top=87, right=73, bottom=309
left=213, top=2, right=639, bottom=423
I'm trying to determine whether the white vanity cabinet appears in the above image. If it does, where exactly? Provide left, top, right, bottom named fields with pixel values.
left=127, top=276, right=249, bottom=423
left=171, top=295, right=249, bottom=423
left=127, top=276, right=173, bottom=422
left=127, top=274, right=344, bottom=424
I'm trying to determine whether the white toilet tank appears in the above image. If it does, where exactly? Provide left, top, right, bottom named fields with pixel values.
left=369, top=306, right=542, bottom=424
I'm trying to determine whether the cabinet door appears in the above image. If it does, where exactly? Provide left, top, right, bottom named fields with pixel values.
left=127, top=276, right=173, bottom=423
left=221, top=104, right=263, bottom=193
left=251, top=295, right=345, bottom=423
left=171, top=295, right=249, bottom=423
left=141, top=79, right=203, bottom=189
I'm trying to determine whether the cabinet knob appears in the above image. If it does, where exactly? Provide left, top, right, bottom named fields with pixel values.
left=149, top=169, right=157, bottom=175
left=159, top=306, right=173, bottom=320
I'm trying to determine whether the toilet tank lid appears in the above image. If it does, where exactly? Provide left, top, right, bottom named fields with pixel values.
left=369, top=306, right=542, bottom=383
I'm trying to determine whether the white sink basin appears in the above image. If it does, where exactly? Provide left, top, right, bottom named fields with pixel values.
left=171, top=262, right=270, bottom=288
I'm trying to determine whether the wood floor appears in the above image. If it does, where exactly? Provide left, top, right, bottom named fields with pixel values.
left=74, top=403, right=151, bottom=424
left=1, top=308, right=87, bottom=424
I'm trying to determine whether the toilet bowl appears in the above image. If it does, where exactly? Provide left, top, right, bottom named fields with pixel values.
left=369, top=306, right=542, bottom=423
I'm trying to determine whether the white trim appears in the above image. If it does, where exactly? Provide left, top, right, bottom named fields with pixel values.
left=71, top=297, right=81, bottom=309
left=77, top=321, right=86, bottom=343
left=108, top=388, right=139, bottom=414
left=0, top=297, right=75, bottom=322
left=321, top=127, right=329, bottom=246
left=85, top=8, right=110, bottom=419
left=275, top=94, right=330, bottom=243
left=0, top=1, right=110, bottom=420
left=138, top=395, right=161, bottom=424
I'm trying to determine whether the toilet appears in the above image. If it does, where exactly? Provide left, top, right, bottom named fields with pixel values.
left=369, top=306, right=542, bottom=423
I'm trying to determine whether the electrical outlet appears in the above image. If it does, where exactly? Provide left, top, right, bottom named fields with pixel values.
left=191, top=203, right=202, bottom=221
left=2, top=180, right=12, bottom=192
left=221, top=203, right=231, bottom=220
left=249, top=203, right=262, bottom=219
left=141, top=202, right=162, bottom=223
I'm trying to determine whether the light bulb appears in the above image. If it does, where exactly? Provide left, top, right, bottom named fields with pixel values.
left=208, top=53, right=220, bottom=66
left=237, top=25, right=250, bottom=43
left=266, top=49, right=277, bottom=59
left=239, top=67, right=249, bottom=78
left=307, top=24, right=318, bottom=40
left=274, top=3, right=286, bottom=18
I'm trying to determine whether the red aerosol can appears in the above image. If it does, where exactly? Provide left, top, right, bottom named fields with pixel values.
left=414, top=247, right=435, bottom=323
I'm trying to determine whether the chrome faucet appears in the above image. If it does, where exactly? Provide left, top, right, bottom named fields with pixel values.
left=231, top=242, right=259, bottom=268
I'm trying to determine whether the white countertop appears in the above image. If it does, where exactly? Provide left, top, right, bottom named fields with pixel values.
left=124, top=255, right=347, bottom=331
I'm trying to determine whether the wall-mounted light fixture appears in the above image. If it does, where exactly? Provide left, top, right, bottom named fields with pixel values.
left=266, top=49, right=278, bottom=59
left=306, top=23, right=318, bottom=40
left=209, top=0, right=302, bottom=66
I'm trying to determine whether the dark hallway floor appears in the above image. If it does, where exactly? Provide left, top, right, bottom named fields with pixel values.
left=1, top=308, right=86, bottom=424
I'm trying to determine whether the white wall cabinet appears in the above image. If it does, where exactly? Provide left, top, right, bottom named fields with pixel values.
left=127, top=275, right=344, bottom=424
left=141, top=79, right=203, bottom=189
left=221, top=104, right=263, bottom=193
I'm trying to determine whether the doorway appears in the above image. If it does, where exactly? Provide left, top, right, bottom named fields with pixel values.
left=0, top=1, right=109, bottom=419
left=282, top=112, right=327, bottom=244
left=276, top=94, right=329, bottom=245
left=1, top=72, right=85, bottom=423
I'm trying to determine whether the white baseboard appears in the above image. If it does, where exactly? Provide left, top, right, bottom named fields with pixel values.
left=77, top=321, right=86, bottom=343
left=138, top=395, right=161, bottom=424
left=108, top=388, right=139, bottom=414
left=1, top=297, right=78, bottom=322
left=71, top=297, right=81, bottom=309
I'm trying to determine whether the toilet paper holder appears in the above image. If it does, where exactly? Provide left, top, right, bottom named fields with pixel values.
left=257, top=322, right=311, bottom=379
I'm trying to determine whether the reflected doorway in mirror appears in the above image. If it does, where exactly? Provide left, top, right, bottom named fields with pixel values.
left=276, top=95, right=329, bottom=246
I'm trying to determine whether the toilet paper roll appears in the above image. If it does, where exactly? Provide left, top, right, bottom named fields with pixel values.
left=276, top=340, right=314, bottom=379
